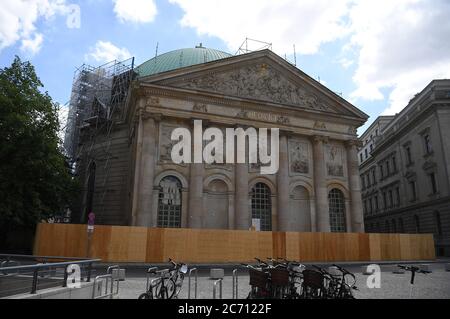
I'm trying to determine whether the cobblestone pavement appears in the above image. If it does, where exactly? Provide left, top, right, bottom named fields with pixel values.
left=118, top=264, right=450, bottom=299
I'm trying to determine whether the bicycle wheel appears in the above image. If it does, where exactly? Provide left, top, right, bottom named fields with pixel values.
left=138, top=292, right=152, bottom=299
left=155, top=279, right=176, bottom=299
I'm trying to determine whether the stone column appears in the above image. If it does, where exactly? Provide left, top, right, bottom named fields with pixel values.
left=188, top=119, right=204, bottom=228
left=312, top=136, right=330, bottom=232
left=235, top=163, right=250, bottom=230
left=131, top=109, right=143, bottom=226
left=135, top=113, right=157, bottom=227
left=188, top=163, right=204, bottom=228
left=346, top=140, right=365, bottom=232
left=277, top=133, right=290, bottom=231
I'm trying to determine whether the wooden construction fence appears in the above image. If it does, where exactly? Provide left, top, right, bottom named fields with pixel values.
left=33, top=223, right=436, bottom=263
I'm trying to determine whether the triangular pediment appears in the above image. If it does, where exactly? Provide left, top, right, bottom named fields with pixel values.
left=142, top=50, right=368, bottom=120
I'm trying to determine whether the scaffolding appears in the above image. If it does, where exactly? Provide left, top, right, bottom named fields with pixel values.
left=235, top=38, right=272, bottom=55
left=63, top=58, right=135, bottom=222
left=64, top=57, right=135, bottom=166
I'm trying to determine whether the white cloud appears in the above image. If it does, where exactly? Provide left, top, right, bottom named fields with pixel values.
left=113, top=0, right=157, bottom=23
left=20, top=33, right=44, bottom=55
left=170, top=0, right=450, bottom=115
left=85, top=41, right=132, bottom=63
left=0, top=0, right=77, bottom=55
left=169, top=0, right=352, bottom=55
left=347, top=0, right=450, bottom=114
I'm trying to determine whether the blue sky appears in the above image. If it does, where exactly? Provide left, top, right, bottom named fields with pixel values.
left=1, top=0, right=449, bottom=135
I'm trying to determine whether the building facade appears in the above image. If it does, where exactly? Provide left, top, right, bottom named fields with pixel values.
left=359, top=80, right=450, bottom=256
left=70, top=47, right=368, bottom=233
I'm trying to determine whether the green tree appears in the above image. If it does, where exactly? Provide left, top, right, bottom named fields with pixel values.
left=0, top=56, right=77, bottom=249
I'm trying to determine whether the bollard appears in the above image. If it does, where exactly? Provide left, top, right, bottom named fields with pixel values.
left=213, top=279, right=223, bottom=299
left=210, top=268, right=225, bottom=279
left=188, top=268, right=198, bottom=299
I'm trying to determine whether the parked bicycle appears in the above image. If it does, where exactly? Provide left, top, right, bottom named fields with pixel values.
left=242, top=258, right=305, bottom=299
left=242, top=258, right=358, bottom=299
left=138, top=259, right=188, bottom=299
left=397, top=264, right=431, bottom=299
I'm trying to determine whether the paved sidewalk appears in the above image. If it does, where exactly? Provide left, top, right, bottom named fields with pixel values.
left=118, top=263, right=450, bottom=299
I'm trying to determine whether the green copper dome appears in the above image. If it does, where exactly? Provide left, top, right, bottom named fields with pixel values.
left=136, top=46, right=233, bottom=78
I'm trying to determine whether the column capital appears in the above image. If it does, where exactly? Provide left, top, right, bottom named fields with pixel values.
left=279, top=129, right=294, bottom=138
left=310, top=135, right=329, bottom=144
left=142, top=111, right=162, bottom=122
left=345, top=139, right=363, bottom=148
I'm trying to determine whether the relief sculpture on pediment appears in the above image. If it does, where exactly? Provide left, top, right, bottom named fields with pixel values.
left=176, top=64, right=329, bottom=111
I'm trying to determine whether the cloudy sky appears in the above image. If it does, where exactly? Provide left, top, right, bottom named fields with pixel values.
left=1, top=0, right=450, bottom=134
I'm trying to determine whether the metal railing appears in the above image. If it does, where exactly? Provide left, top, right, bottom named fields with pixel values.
left=213, top=279, right=223, bottom=299
left=106, top=265, right=121, bottom=295
left=0, top=257, right=100, bottom=296
left=188, top=268, right=198, bottom=299
left=232, top=269, right=239, bottom=299
left=92, top=274, right=118, bottom=299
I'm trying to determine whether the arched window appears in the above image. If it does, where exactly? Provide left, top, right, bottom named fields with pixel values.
left=328, top=189, right=347, bottom=232
left=251, top=183, right=272, bottom=231
left=157, top=176, right=182, bottom=228
left=86, top=162, right=96, bottom=219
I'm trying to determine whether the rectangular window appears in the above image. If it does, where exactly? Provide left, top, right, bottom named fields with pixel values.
left=365, top=149, right=368, bottom=158
left=430, top=173, right=438, bottom=194
left=388, top=190, right=393, bottom=208
left=374, top=195, right=379, bottom=211
left=410, top=181, right=417, bottom=201
left=369, top=198, right=373, bottom=214
left=392, top=156, right=397, bottom=172
left=360, top=153, right=363, bottom=162
left=395, top=187, right=400, bottom=206
left=383, top=192, right=387, bottom=209
left=361, top=176, right=365, bottom=189
left=386, top=161, right=390, bottom=175
left=380, top=166, right=384, bottom=179
left=372, top=170, right=376, bottom=184
left=405, top=146, right=412, bottom=165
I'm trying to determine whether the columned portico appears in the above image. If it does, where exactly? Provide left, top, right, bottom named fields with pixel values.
left=312, top=136, right=331, bottom=232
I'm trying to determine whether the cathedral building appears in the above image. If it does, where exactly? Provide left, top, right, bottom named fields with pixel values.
left=69, top=46, right=368, bottom=233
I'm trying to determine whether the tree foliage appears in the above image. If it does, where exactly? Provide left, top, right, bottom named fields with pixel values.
left=0, top=56, right=78, bottom=230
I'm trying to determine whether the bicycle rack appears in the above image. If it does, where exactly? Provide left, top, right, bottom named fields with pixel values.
left=232, top=269, right=238, bottom=299
left=188, top=268, right=198, bottom=299
left=92, top=274, right=118, bottom=299
left=145, top=267, right=158, bottom=292
left=213, top=278, right=223, bottom=299
left=107, top=265, right=121, bottom=294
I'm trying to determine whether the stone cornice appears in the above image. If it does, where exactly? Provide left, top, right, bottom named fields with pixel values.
left=136, top=83, right=366, bottom=126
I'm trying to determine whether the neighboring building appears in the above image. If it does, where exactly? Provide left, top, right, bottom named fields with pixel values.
left=358, top=116, right=394, bottom=165
left=66, top=45, right=368, bottom=233
left=359, top=80, right=450, bottom=256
